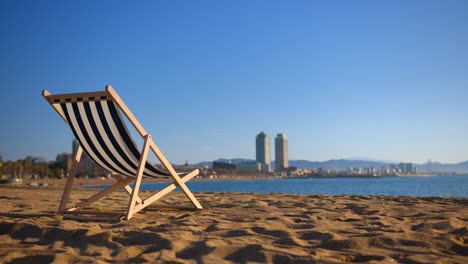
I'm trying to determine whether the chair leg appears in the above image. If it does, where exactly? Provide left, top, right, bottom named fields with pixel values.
left=58, top=146, right=83, bottom=213
left=113, top=175, right=142, bottom=204
left=148, top=139, right=203, bottom=209
left=125, top=135, right=151, bottom=220
left=131, top=169, right=200, bottom=215
left=69, top=176, right=135, bottom=211
left=174, top=177, right=203, bottom=209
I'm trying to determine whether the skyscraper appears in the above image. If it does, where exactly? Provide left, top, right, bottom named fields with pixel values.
left=72, top=139, right=79, bottom=157
left=275, top=133, right=288, bottom=171
left=256, top=131, right=270, bottom=172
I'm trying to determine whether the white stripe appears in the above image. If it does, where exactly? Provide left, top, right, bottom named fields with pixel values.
left=76, top=103, right=129, bottom=176
left=65, top=104, right=114, bottom=173
left=89, top=101, right=137, bottom=175
left=101, top=102, right=140, bottom=166
left=101, top=101, right=162, bottom=177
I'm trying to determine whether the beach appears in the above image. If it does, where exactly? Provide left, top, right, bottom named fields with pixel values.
left=0, top=181, right=467, bottom=263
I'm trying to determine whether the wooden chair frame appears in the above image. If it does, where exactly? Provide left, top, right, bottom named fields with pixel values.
left=43, top=85, right=202, bottom=220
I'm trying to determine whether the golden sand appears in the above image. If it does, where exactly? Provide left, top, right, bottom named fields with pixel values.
left=0, top=182, right=467, bottom=263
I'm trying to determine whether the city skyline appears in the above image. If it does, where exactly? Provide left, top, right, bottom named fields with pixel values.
left=0, top=1, right=467, bottom=164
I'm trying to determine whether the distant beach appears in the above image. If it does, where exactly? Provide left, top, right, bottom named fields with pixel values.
left=0, top=181, right=467, bottom=263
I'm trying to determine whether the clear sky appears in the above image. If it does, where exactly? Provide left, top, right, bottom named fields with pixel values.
left=0, top=0, right=467, bottom=164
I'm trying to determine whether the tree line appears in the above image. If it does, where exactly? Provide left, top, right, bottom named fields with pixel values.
left=0, top=156, right=67, bottom=179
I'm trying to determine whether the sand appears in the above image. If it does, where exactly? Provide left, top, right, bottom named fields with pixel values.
left=0, top=182, right=467, bottom=263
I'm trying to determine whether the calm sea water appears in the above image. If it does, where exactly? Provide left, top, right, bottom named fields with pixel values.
left=88, top=175, right=468, bottom=197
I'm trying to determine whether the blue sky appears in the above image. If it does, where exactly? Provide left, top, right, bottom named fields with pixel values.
left=0, top=0, right=467, bottom=164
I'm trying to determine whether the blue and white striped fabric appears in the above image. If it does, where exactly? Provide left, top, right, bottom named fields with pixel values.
left=60, top=100, right=170, bottom=178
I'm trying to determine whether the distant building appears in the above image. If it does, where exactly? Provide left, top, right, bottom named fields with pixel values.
left=237, top=162, right=261, bottom=171
left=72, top=139, right=80, bottom=158
left=275, top=133, right=288, bottom=171
left=397, top=162, right=414, bottom=174
left=55, top=152, right=73, bottom=177
left=405, top=163, right=414, bottom=174
left=72, top=139, right=106, bottom=177
left=256, top=131, right=271, bottom=172
left=427, top=159, right=432, bottom=173
left=212, top=161, right=237, bottom=170
left=398, top=163, right=405, bottom=173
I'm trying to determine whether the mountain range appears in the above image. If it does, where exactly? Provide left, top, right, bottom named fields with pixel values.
left=194, top=158, right=468, bottom=173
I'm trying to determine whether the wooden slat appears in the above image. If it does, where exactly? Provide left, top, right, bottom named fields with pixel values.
left=63, top=210, right=125, bottom=216
left=149, top=139, right=203, bottom=209
left=73, top=176, right=135, bottom=210
left=58, top=146, right=83, bottom=212
left=106, top=85, right=148, bottom=137
left=123, top=185, right=142, bottom=203
left=113, top=175, right=142, bottom=204
left=177, top=180, right=203, bottom=209
left=42, top=90, right=68, bottom=123
left=125, top=135, right=151, bottom=220
left=146, top=204, right=199, bottom=210
left=132, top=169, right=201, bottom=213
left=44, top=91, right=109, bottom=103
left=64, top=215, right=121, bottom=222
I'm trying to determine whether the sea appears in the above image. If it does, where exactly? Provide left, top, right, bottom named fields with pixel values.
left=87, top=175, right=468, bottom=197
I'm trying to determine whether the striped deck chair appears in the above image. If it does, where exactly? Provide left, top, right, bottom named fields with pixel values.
left=42, top=85, right=202, bottom=220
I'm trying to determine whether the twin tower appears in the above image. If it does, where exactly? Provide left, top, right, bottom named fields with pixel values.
left=256, top=131, right=288, bottom=172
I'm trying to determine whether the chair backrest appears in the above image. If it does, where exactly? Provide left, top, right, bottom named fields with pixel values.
left=45, top=90, right=169, bottom=178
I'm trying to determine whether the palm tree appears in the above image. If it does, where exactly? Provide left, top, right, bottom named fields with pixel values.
left=1, top=161, right=11, bottom=178
left=22, top=157, right=34, bottom=179
left=0, top=155, right=3, bottom=175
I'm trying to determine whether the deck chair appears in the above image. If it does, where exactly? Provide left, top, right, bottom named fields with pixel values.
left=42, top=85, right=202, bottom=220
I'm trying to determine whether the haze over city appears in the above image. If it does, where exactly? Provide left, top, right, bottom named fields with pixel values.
left=1, top=0, right=467, bottom=164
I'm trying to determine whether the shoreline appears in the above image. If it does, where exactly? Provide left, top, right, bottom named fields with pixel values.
left=4, top=171, right=467, bottom=190
left=7, top=176, right=467, bottom=199
left=9, top=172, right=458, bottom=186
